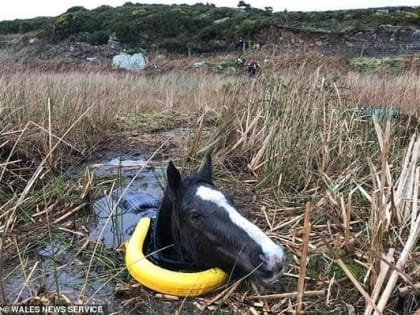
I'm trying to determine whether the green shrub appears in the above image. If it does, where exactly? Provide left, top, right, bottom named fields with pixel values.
left=160, top=37, right=188, bottom=52
left=1, top=3, right=419, bottom=54
left=349, top=57, right=404, bottom=73
left=84, top=31, right=109, bottom=45
left=66, top=6, right=88, bottom=14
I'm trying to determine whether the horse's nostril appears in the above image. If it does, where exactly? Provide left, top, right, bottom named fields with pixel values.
left=260, top=253, right=286, bottom=275
left=272, top=261, right=284, bottom=274
left=255, top=263, right=273, bottom=279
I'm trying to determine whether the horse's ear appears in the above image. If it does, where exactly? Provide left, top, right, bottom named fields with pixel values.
left=167, top=161, right=181, bottom=195
left=198, top=153, right=212, bottom=182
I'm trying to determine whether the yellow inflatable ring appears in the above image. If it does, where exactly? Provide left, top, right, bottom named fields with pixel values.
left=125, top=217, right=228, bottom=296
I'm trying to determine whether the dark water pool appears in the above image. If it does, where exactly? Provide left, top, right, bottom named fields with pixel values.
left=4, top=155, right=165, bottom=309
left=88, top=155, right=165, bottom=248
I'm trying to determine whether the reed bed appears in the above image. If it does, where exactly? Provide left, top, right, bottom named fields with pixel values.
left=1, top=56, right=419, bottom=313
left=202, top=68, right=419, bottom=314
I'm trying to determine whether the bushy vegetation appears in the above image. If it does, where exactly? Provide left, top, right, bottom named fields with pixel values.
left=349, top=56, right=405, bottom=72
left=0, top=3, right=419, bottom=53
left=0, top=16, right=53, bottom=34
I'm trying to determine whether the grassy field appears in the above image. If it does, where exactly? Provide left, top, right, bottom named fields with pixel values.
left=0, top=52, right=419, bottom=314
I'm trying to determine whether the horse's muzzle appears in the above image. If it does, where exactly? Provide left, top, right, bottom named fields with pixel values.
left=255, top=251, right=287, bottom=284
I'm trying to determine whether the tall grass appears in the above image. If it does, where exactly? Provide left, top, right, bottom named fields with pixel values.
left=208, top=69, right=419, bottom=194
left=0, top=66, right=242, bottom=309
left=0, top=68, right=243, bottom=170
left=206, top=67, right=419, bottom=313
left=1, top=58, right=419, bottom=313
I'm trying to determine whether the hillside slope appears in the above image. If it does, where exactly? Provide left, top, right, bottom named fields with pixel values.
left=0, top=3, right=419, bottom=58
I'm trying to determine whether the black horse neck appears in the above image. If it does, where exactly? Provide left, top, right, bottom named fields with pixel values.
left=153, top=191, right=178, bottom=254
left=151, top=176, right=212, bottom=270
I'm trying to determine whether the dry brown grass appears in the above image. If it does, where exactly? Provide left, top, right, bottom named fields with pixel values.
left=201, top=64, right=419, bottom=314
left=1, top=53, right=420, bottom=314
left=0, top=67, right=241, bottom=165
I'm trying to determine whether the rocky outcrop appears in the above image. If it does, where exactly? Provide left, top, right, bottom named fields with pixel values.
left=264, top=25, right=420, bottom=57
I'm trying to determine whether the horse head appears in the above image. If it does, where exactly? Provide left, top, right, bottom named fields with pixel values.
left=153, top=154, right=286, bottom=284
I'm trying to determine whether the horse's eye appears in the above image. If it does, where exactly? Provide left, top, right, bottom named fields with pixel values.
left=189, top=209, right=202, bottom=221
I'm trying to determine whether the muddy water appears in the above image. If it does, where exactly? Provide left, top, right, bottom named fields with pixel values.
left=88, top=155, right=165, bottom=248
left=4, top=255, right=113, bottom=306
left=4, top=154, right=166, bottom=309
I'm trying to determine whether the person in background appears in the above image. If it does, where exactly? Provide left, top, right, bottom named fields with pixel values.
left=247, top=59, right=260, bottom=77
left=235, top=38, right=247, bottom=55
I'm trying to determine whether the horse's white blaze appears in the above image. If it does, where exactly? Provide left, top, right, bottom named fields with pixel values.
left=196, top=185, right=285, bottom=267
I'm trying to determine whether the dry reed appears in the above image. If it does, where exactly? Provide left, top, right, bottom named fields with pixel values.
left=1, top=55, right=419, bottom=313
